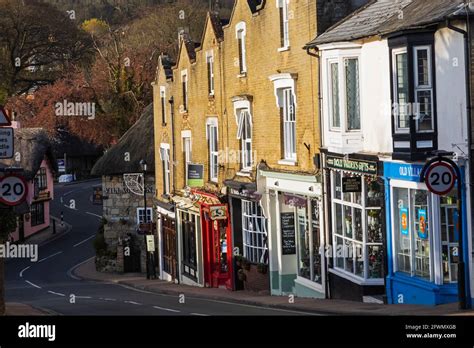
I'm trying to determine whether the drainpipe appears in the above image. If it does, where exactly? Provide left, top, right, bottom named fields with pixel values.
left=446, top=17, right=472, bottom=307
left=306, top=46, right=331, bottom=299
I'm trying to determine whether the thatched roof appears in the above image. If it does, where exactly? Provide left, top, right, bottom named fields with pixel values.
left=0, top=128, right=57, bottom=180
left=91, top=104, right=155, bottom=176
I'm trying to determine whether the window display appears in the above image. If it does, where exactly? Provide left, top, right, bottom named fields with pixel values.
left=440, top=192, right=459, bottom=283
left=332, top=171, right=384, bottom=280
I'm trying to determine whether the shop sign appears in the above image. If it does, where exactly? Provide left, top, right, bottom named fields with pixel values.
left=327, top=155, right=378, bottom=175
left=384, top=162, right=423, bottom=182
left=417, top=209, right=428, bottom=239
left=187, top=164, right=204, bottom=187
left=280, top=212, right=296, bottom=255
left=400, top=208, right=409, bottom=235
left=210, top=204, right=227, bottom=220
left=146, top=235, right=155, bottom=252
left=92, top=185, right=103, bottom=205
left=191, top=190, right=221, bottom=206
left=342, top=177, right=362, bottom=193
left=229, top=188, right=262, bottom=201
left=284, top=193, right=307, bottom=208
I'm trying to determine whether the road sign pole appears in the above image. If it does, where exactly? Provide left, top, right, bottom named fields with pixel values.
left=421, top=155, right=467, bottom=310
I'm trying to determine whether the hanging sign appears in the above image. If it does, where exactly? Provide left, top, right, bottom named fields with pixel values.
left=146, top=235, right=155, bottom=252
left=210, top=204, right=227, bottom=220
left=92, top=185, right=103, bottom=205
left=417, top=209, right=428, bottom=239
left=400, top=207, right=409, bottom=235
left=187, top=164, right=204, bottom=187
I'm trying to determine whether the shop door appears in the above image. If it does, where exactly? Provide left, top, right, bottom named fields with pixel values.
left=162, top=216, right=177, bottom=280
left=202, top=212, right=233, bottom=289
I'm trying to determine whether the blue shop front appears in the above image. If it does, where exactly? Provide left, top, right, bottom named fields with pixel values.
left=383, top=161, right=471, bottom=306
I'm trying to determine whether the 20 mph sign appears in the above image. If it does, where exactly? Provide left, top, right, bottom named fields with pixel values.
left=425, top=162, right=457, bottom=196
left=0, top=174, right=28, bottom=206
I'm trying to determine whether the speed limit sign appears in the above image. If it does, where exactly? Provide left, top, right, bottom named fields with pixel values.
left=0, top=174, right=28, bottom=206
left=425, top=162, right=456, bottom=196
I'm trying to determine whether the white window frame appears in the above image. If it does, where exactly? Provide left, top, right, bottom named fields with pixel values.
left=413, top=45, right=434, bottom=133
left=343, top=57, right=361, bottom=132
left=277, top=0, right=290, bottom=50
left=331, top=171, right=384, bottom=285
left=206, top=51, right=215, bottom=96
left=160, top=86, right=167, bottom=125
left=137, top=207, right=153, bottom=224
left=392, top=48, right=410, bottom=134
left=237, top=109, right=253, bottom=171
left=390, top=180, right=437, bottom=284
left=328, top=59, right=341, bottom=131
left=181, top=69, right=188, bottom=113
left=242, top=200, right=268, bottom=264
left=236, top=22, right=247, bottom=75
left=182, top=130, right=192, bottom=185
left=160, top=143, right=171, bottom=195
left=269, top=74, right=297, bottom=163
left=206, top=118, right=219, bottom=182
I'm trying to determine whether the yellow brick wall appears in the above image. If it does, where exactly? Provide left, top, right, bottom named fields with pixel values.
left=153, top=1, right=320, bottom=196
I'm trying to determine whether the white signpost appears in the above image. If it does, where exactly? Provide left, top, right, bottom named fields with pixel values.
left=146, top=235, right=155, bottom=252
left=0, top=174, right=28, bottom=206
left=0, top=127, right=14, bottom=159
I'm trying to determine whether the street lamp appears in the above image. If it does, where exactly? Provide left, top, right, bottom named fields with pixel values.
left=140, top=159, right=151, bottom=279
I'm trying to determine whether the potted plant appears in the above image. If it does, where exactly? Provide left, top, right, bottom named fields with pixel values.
left=237, top=268, right=246, bottom=281
left=241, top=257, right=251, bottom=270
left=257, top=263, right=268, bottom=274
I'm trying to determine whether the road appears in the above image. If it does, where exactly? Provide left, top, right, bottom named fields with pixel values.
left=5, top=180, right=313, bottom=316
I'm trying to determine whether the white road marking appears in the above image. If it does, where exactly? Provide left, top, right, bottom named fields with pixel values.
left=125, top=301, right=142, bottom=305
left=19, top=266, right=31, bottom=278
left=66, top=256, right=95, bottom=280
left=73, top=235, right=96, bottom=248
left=190, top=313, right=210, bottom=316
left=48, top=291, right=66, bottom=297
left=38, top=251, right=63, bottom=263
left=153, top=306, right=180, bottom=313
left=63, top=204, right=77, bottom=210
left=86, top=212, right=102, bottom=219
left=25, top=280, right=41, bottom=289
left=75, top=296, right=92, bottom=299
left=100, top=298, right=117, bottom=302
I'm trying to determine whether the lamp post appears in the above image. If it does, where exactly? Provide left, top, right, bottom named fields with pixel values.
left=140, top=159, right=150, bottom=280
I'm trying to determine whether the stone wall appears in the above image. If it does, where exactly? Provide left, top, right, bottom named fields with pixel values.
left=102, top=175, right=156, bottom=273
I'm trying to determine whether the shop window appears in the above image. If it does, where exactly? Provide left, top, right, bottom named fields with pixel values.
left=182, top=212, right=198, bottom=280
left=30, top=202, right=45, bottom=226
left=393, top=187, right=431, bottom=280
left=440, top=192, right=459, bottom=283
left=296, top=199, right=323, bottom=284
left=242, top=200, right=268, bottom=264
left=137, top=208, right=153, bottom=224
left=332, top=172, right=384, bottom=280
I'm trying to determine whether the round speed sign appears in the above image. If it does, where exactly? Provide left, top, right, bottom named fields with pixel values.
left=0, top=174, right=28, bottom=206
left=425, top=162, right=456, bottom=196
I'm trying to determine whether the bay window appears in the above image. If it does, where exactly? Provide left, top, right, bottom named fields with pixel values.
left=326, top=56, right=361, bottom=132
left=414, top=46, right=434, bottom=132
left=242, top=200, right=268, bottom=264
left=392, top=49, right=409, bottom=132
left=332, top=171, right=384, bottom=280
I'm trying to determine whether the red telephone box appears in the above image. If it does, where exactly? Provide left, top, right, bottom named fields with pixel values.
left=193, top=191, right=233, bottom=290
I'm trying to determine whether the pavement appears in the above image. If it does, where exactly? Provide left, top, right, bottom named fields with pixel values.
left=73, top=257, right=474, bottom=316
